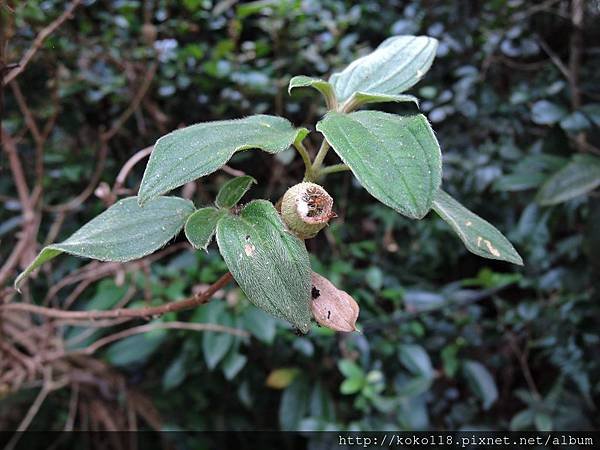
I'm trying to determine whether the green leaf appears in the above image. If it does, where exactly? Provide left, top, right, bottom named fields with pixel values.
left=162, top=353, right=188, bottom=391
left=531, top=100, right=567, bottom=125
left=536, top=154, right=600, bottom=205
left=215, top=175, right=257, bottom=209
left=222, top=352, right=247, bottom=380
left=329, top=35, right=438, bottom=102
left=198, top=302, right=234, bottom=370
left=463, top=360, right=498, bottom=410
left=310, top=383, right=336, bottom=421
left=317, top=111, right=442, bottom=219
left=106, top=329, right=166, bottom=367
left=534, top=412, right=553, bottom=432
left=581, top=103, right=600, bottom=126
left=432, top=190, right=523, bottom=265
left=343, top=92, right=418, bottom=111
left=510, top=409, right=534, bottom=431
left=15, top=197, right=194, bottom=290
left=279, top=378, right=310, bottom=430
left=216, top=200, right=312, bottom=333
left=560, top=111, right=591, bottom=132
left=494, top=154, right=566, bottom=192
left=184, top=207, right=224, bottom=250
left=338, top=359, right=364, bottom=379
left=365, top=266, right=383, bottom=291
left=395, top=376, right=433, bottom=398
left=242, top=306, right=277, bottom=344
left=340, top=377, right=365, bottom=395
left=138, top=115, right=307, bottom=205
left=399, top=344, right=433, bottom=379
left=288, top=75, right=336, bottom=108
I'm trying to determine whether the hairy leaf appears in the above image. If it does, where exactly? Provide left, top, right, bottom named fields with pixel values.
left=432, top=190, right=523, bottom=265
left=343, top=91, right=418, bottom=111
left=330, top=35, right=438, bottom=102
left=15, top=197, right=194, bottom=290
left=216, top=200, right=312, bottom=333
left=184, top=207, right=225, bottom=250
left=537, top=154, right=600, bottom=205
left=215, top=175, right=256, bottom=209
left=317, top=111, right=442, bottom=219
left=139, top=115, right=307, bottom=205
left=288, top=75, right=336, bottom=108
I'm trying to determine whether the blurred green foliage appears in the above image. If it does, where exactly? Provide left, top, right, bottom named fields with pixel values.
left=2, top=0, right=599, bottom=440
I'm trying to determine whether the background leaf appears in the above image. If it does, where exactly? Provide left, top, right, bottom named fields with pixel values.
left=463, top=360, right=499, bottom=410
left=432, top=190, right=523, bottom=265
left=536, top=154, right=600, bottom=205
left=330, top=35, right=438, bottom=102
left=317, top=111, right=441, bottom=219
left=106, top=329, right=167, bottom=367
left=215, top=175, right=257, bottom=208
left=216, top=200, right=312, bottom=333
left=531, top=100, right=567, bottom=125
left=15, top=197, right=194, bottom=289
left=279, top=377, right=310, bottom=430
left=138, top=115, right=307, bottom=204
left=195, top=302, right=235, bottom=370
left=398, top=344, right=433, bottom=378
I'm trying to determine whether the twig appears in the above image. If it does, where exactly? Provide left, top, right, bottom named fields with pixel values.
left=64, top=383, right=79, bottom=431
left=112, top=146, right=153, bottom=193
left=318, top=163, right=350, bottom=177
left=1, top=272, right=233, bottom=321
left=2, top=0, right=83, bottom=85
left=569, top=0, right=586, bottom=152
left=506, top=331, right=541, bottom=400
left=0, top=130, right=37, bottom=286
left=4, top=370, right=67, bottom=450
left=220, top=165, right=247, bottom=177
left=537, top=37, right=571, bottom=81
left=70, top=320, right=249, bottom=357
left=101, top=61, right=158, bottom=142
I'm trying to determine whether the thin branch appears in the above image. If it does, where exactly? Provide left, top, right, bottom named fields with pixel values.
left=220, top=165, right=246, bottom=177
left=4, top=370, right=67, bottom=450
left=318, top=163, right=350, bottom=177
left=537, top=36, right=571, bottom=81
left=506, top=331, right=542, bottom=400
left=70, top=321, right=249, bottom=357
left=63, top=384, right=79, bottom=432
left=112, top=146, right=152, bottom=193
left=0, top=129, right=37, bottom=286
left=101, top=61, right=158, bottom=142
left=2, top=0, right=83, bottom=85
left=2, top=272, right=233, bottom=321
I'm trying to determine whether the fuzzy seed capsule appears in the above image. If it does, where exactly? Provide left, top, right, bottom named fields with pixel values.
left=281, top=182, right=335, bottom=239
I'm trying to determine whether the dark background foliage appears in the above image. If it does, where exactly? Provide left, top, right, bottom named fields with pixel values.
left=1, top=0, right=599, bottom=442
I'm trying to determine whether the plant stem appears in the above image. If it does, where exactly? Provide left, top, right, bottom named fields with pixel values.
left=311, top=139, right=331, bottom=176
left=292, top=140, right=313, bottom=180
left=1, top=272, right=233, bottom=320
left=318, top=163, right=350, bottom=176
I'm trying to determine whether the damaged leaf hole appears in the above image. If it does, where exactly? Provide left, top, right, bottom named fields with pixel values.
left=311, top=286, right=320, bottom=299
